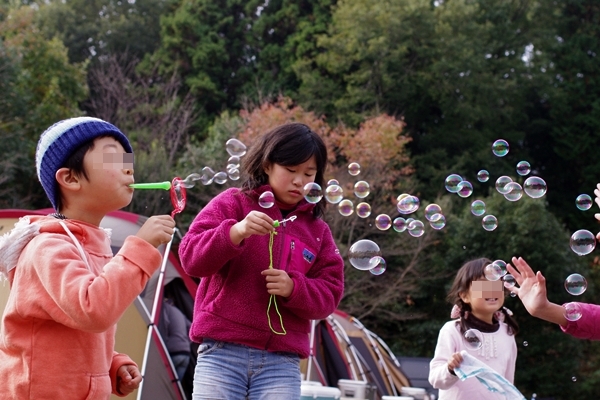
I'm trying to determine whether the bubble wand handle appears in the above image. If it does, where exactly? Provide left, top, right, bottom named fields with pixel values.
left=273, top=215, right=297, bottom=228
left=129, top=181, right=172, bottom=190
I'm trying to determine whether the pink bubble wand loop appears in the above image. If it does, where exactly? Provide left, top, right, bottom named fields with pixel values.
left=129, top=178, right=187, bottom=218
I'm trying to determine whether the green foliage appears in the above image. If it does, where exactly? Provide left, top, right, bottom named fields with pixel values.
left=35, top=0, right=169, bottom=63
left=152, top=0, right=335, bottom=132
left=0, top=6, right=88, bottom=209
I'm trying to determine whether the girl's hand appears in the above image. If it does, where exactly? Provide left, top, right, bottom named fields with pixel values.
left=507, top=257, right=568, bottom=326
left=230, top=211, right=274, bottom=245
left=448, top=352, right=463, bottom=374
left=116, top=364, right=142, bottom=395
left=594, top=183, right=600, bottom=223
left=261, top=269, right=295, bottom=298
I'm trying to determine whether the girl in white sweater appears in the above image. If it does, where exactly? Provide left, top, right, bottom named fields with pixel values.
left=429, top=258, right=520, bottom=399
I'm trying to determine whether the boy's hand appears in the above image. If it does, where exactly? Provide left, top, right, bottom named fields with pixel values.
left=447, top=352, right=463, bottom=374
left=116, top=364, right=142, bottom=395
left=262, top=269, right=294, bottom=298
left=136, top=215, right=175, bottom=247
left=230, top=211, right=274, bottom=245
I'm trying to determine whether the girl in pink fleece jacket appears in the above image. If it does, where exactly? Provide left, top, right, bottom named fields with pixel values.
left=179, top=123, right=345, bottom=400
left=0, top=117, right=175, bottom=399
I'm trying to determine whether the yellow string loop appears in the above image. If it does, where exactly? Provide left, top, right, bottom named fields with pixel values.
left=267, top=230, right=286, bottom=335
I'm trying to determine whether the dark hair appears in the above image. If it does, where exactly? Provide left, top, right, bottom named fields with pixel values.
left=447, top=258, right=519, bottom=336
left=55, top=134, right=119, bottom=212
left=241, top=123, right=328, bottom=218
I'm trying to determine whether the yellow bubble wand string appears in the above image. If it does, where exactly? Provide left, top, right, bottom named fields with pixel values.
left=266, top=215, right=296, bottom=335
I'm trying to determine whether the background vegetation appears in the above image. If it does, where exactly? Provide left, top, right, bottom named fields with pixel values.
left=2, top=0, right=600, bottom=398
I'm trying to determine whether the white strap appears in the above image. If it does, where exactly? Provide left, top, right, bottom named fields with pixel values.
left=58, top=220, right=91, bottom=271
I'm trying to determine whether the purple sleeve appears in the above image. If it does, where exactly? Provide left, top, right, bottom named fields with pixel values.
left=561, top=302, right=600, bottom=340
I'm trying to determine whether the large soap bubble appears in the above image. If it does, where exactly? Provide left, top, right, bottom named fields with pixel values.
left=564, top=273, right=587, bottom=295
left=524, top=176, right=547, bottom=198
left=348, top=240, right=382, bottom=270
left=492, top=139, right=509, bottom=157
left=570, top=230, right=596, bottom=256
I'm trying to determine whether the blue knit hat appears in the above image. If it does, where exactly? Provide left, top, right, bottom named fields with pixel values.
left=36, top=117, right=133, bottom=210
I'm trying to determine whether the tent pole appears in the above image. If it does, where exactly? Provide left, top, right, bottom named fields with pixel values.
left=137, top=231, right=177, bottom=400
left=305, top=319, right=317, bottom=382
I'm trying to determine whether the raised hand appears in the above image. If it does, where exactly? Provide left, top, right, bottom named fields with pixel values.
left=506, top=257, right=567, bottom=326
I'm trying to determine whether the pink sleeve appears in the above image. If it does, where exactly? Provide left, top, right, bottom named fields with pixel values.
left=561, top=302, right=600, bottom=340
left=110, top=352, right=137, bottom=397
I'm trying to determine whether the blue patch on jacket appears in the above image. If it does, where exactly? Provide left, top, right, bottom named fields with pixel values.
left=303, top=248, right=315, bottom=263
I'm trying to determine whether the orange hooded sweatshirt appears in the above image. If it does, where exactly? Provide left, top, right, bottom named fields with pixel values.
left=0, top=215, right=162, bottom=399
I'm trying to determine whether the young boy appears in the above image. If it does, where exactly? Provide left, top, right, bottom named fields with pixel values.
left=0, top=117, right=175, bottom=399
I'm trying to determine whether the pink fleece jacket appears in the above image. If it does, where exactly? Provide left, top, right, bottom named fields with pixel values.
left=179, top=187, right=345, bottom=358
left=0, top=216, right=162, bottom=399
left=561, top=302, right=600, bottom=339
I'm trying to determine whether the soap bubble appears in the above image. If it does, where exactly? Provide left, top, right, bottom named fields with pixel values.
left=375, top=214, right=392, bottom=231
left=445, top=174, right=463, bottom=193
left=181, top=173, right=201, bottom=189
left=213, top=171, right=228, bottom=184
left=201, top=166, right=216, bottom=185
left=477, top=170, right=490, bottom=182
left=348, top=162, right=361, bottom=176
left=225, top=138, right=247, bottom=157
left=464, top=329, right=483, bottom=350
left=565, top=273, right=588, bottom=295
left=516, top=161, right=531, bottom=176
left=563, top=302, right=582, bottom=322
left=484, top=263, right=503, bottom=281
left=570, top=230, right=596, bottom=256
left=429, top=214, right=446, bottom=230
left=369, top=256, right=387, bottom=275
left=502, top=274, right=516, bottom=288
left=356, top=202, right=372, bottom=218
left=408, top=220, right=425, bottom=237
left=576, top=194, right=592, bottom=211
left=354, top=181, right=370, bottom=198
left=492, top=139, right=509, bottom=157
left=228, top=169, right=240, bottom=181
left=471, top=200, right=486, bottom=216
left=325, top=185, right=344, bottom=204
left=524, top=176, right=547, bottom=198
left=348, top=239, right=382, bottom=270
left=495, top=176, right=513, bottom=194
left=503, top=182, right=523, bottom=202
left=425, top=204, right=443, bottom=221
left=492, top=260, right=507, bottom=276
left=304, top=182, right=323, bottom=203
left=227, top=155, right=241, bottom=168
left=457, top=181, right=474, bottom=198
left=258, top=191, right=275, bottom=208
left=327, top=179, right=340, bottom=186
left=338, top=199, right=354, bottom=216
left=398, top=195, right=420, bottom=214
left=482, top=215, right=498, bottom=231
left=393, top=217, right=407, bottom=232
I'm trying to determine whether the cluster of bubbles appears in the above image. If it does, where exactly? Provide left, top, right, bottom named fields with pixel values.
left=180, top=139, right=248, bottom=189
left=445, top=139, right=548, bottom=234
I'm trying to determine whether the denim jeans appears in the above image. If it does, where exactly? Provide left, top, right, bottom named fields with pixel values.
left=192, top=339, right=301, bottom=400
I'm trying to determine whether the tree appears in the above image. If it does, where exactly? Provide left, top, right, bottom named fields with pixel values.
left=83, top=54, right=196, bottom=217
left=0, top=5, right=88, bottom=209
left=151, top=0, right=335, bottom=132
